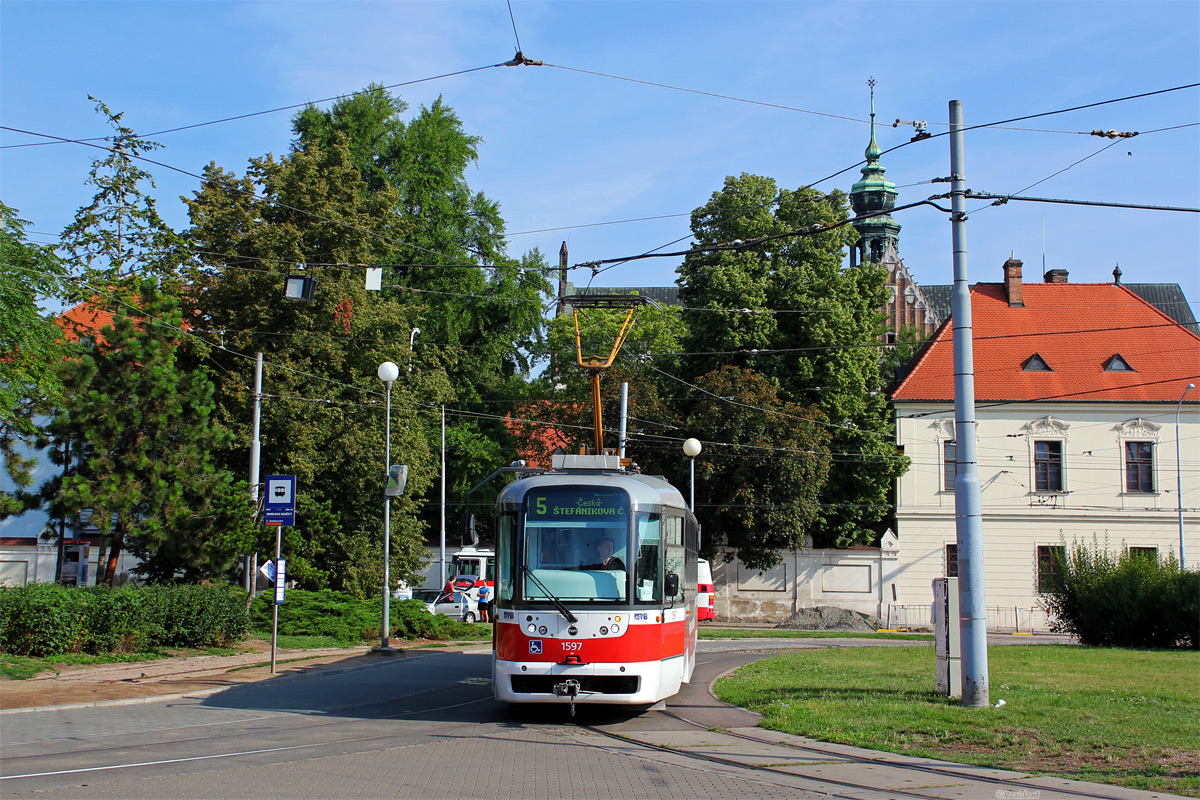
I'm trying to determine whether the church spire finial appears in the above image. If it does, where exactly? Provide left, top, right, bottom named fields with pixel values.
left=865, top=77, right=882, bottom=162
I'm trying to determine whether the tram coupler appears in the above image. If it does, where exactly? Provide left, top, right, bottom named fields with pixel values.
left=554, top=679, right=581, bottom=717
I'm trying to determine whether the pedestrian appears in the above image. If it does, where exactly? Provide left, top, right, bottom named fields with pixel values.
left=477, top=583, right=490, bottom=623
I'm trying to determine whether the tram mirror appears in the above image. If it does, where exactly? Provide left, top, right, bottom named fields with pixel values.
left=461, top=512, right=479, bottom=547
left=664, top=572, right=679, bottom=597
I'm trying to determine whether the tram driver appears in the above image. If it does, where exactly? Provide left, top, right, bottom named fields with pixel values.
left=580, top=536, right=626, bottom=571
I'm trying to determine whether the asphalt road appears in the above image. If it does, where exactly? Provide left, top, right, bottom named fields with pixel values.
left=0, top=638, right=1160, bottom=800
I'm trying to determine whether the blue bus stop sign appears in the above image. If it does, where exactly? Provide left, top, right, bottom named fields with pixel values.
left=264, top=475, right=296, bottom=526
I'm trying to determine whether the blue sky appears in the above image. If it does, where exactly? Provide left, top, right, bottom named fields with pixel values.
left=2, top=1, right=1198, bottom=302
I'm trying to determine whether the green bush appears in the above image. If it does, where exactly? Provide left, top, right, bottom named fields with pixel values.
left=0, top=583, right=248, bottom=656
left=391, top=598, right=479, bottom=640
left=249, top=590, right=482, bottom=644
left=0, top=583, right=85, bottom=656
left=250, top=589, right=380, bottom=644
left=81, top=586, right=147, bottom=653
left=1, top=584, right=475, bottom=657
left=1041, top=538, right=1199, bottom=649
left=141, top=584, right=249, bottom=647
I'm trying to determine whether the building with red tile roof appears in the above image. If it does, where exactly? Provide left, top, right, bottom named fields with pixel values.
left=888, top=258, right=1199, bottom=624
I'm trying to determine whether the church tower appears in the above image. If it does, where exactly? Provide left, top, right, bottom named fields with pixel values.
left=849, top=79, right=901, bottom=267
left=848, top=80, right=939, bottom=339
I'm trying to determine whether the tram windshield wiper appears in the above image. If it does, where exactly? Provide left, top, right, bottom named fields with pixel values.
left=521, top=566, right=579, bottom=624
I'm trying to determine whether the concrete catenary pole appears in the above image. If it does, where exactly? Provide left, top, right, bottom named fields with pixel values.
left=246, top=352, right=263, bottom=592
left=948, top=100, right=989, bottom=707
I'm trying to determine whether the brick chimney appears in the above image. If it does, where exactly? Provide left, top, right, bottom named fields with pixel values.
left=1044, top=269, right=1069, bottom=284
left=1003, top=257, right=1024, bottom=307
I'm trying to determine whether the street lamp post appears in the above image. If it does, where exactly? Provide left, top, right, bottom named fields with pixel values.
left=377, top=361, right=400, bottom=650
left=408, top=328, right=420, bottom=372
left=683, top=438, right=702, bottom=513
left=1177, top=383, right=1194, bottom=570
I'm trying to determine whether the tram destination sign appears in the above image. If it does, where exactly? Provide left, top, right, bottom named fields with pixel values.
left=527, top=489, right=626, bottom=521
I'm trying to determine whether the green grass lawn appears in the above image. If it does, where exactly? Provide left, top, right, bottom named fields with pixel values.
left=713, top=644, right=1199, bottom=796
left=700, top=628, right=932, bottom=641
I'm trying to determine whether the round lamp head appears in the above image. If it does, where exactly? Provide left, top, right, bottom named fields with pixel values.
left=683, top=438, right=702, bottom=458
left=377, top=361, right=400, bottom=384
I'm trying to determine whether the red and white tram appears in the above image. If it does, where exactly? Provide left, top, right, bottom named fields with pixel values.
left=491, top=454, right=699, bottom=709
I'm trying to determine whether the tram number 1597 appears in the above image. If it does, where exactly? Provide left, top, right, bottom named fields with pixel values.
left=562, top=641, right=583, bottom=651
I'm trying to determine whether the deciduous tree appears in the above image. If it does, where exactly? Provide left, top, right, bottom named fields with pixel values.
left=684, top=367, right=831, bottom=568
left=183, top=132, right=446, bottom=589
left=678, top=174, right=908, bottom=547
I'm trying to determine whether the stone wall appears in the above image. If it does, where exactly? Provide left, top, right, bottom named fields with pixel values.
left=711, top=532, right=899, bottom=623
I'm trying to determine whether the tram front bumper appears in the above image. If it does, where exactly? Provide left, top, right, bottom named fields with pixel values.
left=494, top=658, right=671, bottom=705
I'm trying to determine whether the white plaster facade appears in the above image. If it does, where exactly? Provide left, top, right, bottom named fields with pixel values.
left=892, top=400, right=1199, bottom=613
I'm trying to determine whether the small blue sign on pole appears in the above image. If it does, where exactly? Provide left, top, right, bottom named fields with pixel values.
left=264, top=475, right=296, bottom=526
left=274, top=559, right=287, bottom=604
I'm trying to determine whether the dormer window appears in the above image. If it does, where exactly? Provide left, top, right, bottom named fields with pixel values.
left=1022, top=354, right=1052, bottom=371
left=1104, top=354, right=1134, bottom=372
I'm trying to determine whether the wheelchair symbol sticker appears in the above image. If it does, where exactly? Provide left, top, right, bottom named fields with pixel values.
left=529, top=640, right=543, bottom=655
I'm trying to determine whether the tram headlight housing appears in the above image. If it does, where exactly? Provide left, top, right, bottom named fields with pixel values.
left=527, top=623, right=536, bottom=634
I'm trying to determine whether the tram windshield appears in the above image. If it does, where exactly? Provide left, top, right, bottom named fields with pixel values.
left=520, top=487, right=631, bottom=603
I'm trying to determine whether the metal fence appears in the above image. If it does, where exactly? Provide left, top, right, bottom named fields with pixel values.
left=885, top=603, right=1054, bottom=633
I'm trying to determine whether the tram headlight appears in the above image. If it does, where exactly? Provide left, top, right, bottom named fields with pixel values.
left=610, top=625, right=620, bottom=635
left=527, top=623, right=536, bottom=634
left=538, top=626, right=547, bottom=635
left=599, top=626, right=609, bottom=635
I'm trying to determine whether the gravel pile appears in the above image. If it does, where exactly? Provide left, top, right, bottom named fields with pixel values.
left=773, top=606, right=881, bottom=632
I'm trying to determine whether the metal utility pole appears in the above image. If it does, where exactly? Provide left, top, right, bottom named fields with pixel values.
left=270, top=521, right=281, bottom=673
left=247, top=352, right=263, bottom=592
left=377, top=362, right=399, bottom=650
left=1178, top=383, right=1194, bottom=569
left=440, top=405, right=447, bottom=587
left=618, top=382, right=629, bottom=459
left=948, top=100, right=989, bottom=707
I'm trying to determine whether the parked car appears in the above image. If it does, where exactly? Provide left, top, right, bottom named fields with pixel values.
left=412, top=589, right=442, bottom=606
left=424, top=586, right=479, bottom=622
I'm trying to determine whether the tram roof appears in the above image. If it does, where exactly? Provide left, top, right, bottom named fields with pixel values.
left=496, top=469, right=688, bottom=512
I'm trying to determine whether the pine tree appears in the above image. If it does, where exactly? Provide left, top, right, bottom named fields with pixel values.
left=51, top=280, right=253, bottom=583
